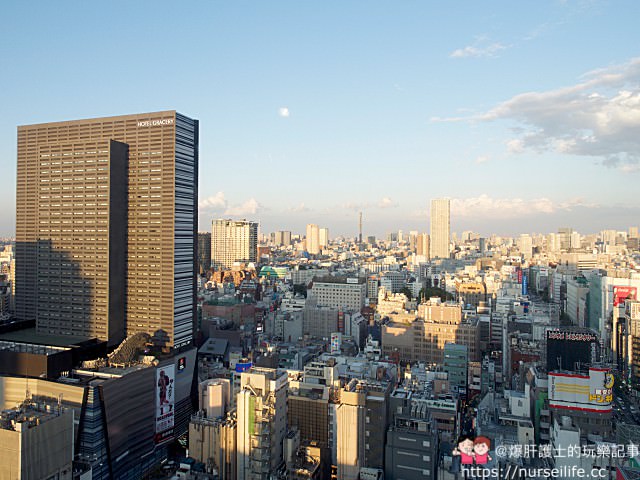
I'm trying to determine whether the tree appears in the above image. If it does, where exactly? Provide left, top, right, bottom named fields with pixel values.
left=418, top=287, right=454, bottom=303
left=399, top=287, right=413, bottom=301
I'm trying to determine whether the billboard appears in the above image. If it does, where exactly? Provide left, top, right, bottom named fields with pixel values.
left=549, top=368, right=613, bottom=413
left=155, top=365, right=175, bottom=443
left=331, top=332, right=342, bottom=354
left=546, top=328, right=599, bottom=371
left=614, top=286, right=637, bottom=307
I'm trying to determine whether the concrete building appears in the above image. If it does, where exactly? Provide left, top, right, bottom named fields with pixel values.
left=274, top=230, right=292, bottom=247
left=0, top=344, right=196, bottom=480
left=198, top=232, right=212, bottom=276
left=308, top=276, right=366, bottom=312
left=566, top=276, right=589, bottom=327
left=189, top=412, right=237, bottom=478
left=518, top=234, right=533, bottom=259
left=287, top=360, right=339, bottom=477
left=15, top=111, right=198, bottom=349
left=455, top=281, right=486, bottom=309
left=379, top=270, right=406, bottom=294
left=198, top=378, right=231, bottom=419
left=306, top=224, right=320, bottom=255
left=334, top=379, right=391, bottom=480
left=237, top=368, right=288, bottom=479
left=429, top=199, right=450, bottom=259
left=547, top=367, right=613, bottom=440
left=302, top=301, right=339, bottom=340
left=625, top=300, right=640, bottom=386
left=443, top=343, right=468, bottom=395
left=0, top=401, right=74, bottom=480
left=291, top=268, right=329, bottom=286
left=385, top=388, right=438, bottom=480
left=211, top=219, right=258, bottom=270
left=382, top=300, right=479, bottom=364
left=319, top=228, right=329, bottom=249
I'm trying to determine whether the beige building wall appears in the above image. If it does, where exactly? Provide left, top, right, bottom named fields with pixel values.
left=16, top=111, right=198, bottom=348
left=0, top=410, right=73, bottom=480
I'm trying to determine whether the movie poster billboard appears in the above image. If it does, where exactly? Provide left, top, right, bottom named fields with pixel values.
left=155, top=365, right=175, bottom=443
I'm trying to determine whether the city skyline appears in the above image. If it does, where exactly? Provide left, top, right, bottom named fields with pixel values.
left=1, top=2, right=640, bottom=237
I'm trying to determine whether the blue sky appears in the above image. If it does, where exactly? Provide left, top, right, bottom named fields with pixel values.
left=1, top=1, right=639, bottom=238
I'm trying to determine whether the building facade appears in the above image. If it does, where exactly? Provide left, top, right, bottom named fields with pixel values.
left=15, top=111, right=198, bottom=348
left=211, top=219, right=258, bottom=270
left=308, top=276, right=366, bottom=312
left=306, top=224, right=320, bottom=255
left=429, top=199, right=450, bottom=259
left=198, top=232, right=212, bottom=276
left=237, top=368, right=288, bottom=480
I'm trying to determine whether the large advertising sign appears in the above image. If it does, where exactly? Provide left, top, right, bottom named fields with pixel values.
left=155, top=365, right=175, bottom=443
left=614, top=286, right=637, bottom=307
left=549, top=368, right=613, bottom=413
left=331, top=332, right=342, bottom=354
left=546, top=329, right=599, bottom=371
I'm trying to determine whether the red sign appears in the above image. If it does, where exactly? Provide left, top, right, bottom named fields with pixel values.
left=614, top=286, right=637, bottom=306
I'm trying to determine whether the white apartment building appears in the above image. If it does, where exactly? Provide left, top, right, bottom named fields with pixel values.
left=211, top=219, right=258, bottom=270
left=308, top=276, right=367, bottom=311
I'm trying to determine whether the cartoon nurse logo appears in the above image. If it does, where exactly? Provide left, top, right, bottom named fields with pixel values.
left=473, top=436, right=492, bottom=465
left=452, top=435, right=476, bottom=464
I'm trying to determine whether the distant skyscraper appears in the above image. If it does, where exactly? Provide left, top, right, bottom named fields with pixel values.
left=15, top=111, right=198, bottom=348
left=416, top=233, right=430, bottom=258
left=430, top=198, right=450, bottom=259
left=319, top=227, right=329, bottom=248
left=197, top=232, right=212, bottom=275
left=306, top=224, right=320, bottom=254
left=211, top=219, right=258, bottom=270
left=519, top=234, right=533, bottom=259
left=274, top=230, right=292, bottom=247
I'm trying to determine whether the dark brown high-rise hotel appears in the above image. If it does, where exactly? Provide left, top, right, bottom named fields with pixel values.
left=15, top=111, right=198, bottom=348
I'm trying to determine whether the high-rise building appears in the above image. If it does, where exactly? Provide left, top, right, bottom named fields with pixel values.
left=443, top=343, right=468, bottom=394
left=211, top=219, right=258, bottom=270
left=416, top=233, right=430, bottom=258
left=518, top=234, right=533, bottom=259
left=306, top=224, right=320, bottom=255
left=197, top=232, right=212, bottom=276
left=237, top=368, right=288, bottom=479
left=274, top=230, right=292, bottom=247
left=319, top=227, right=329, bottom=249
left=429, top=199, right=450, bottom=259
left=335, top=379, right=390, bottom=479
left=15, top=111, right=198, bottom=348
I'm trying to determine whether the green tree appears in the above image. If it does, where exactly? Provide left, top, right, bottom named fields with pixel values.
left=399, top=287, right=413, bottom=300
left=418, top=287, right=454, bottom=303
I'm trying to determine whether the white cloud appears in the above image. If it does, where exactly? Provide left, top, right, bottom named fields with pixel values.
left=481, top=57, right=640, bottom=169
left=199, top=191, right=227, bottom=210
left=450, top=39, right=507, bottom=59
left=378, top=196, right=398, bottom=208
left=475, top=155, right=490, bottom=164
left=341, top=201, right=369, bottom=211
left=279, top=107, right=290, bottom=118
left=451, top=195, right=598, bottom=219
left=288, top=203, right=310, bottom=213
left=224, top=198, right=263, bottom=216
